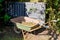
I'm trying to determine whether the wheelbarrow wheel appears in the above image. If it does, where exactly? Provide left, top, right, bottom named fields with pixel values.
left=14, top=27, right=21, bottom=34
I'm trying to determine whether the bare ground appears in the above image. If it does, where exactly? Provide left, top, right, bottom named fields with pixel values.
left=0, top=27, right=60, bottom=40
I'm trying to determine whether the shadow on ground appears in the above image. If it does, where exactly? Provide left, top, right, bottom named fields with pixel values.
left=0, top=28, right=23, bottom=40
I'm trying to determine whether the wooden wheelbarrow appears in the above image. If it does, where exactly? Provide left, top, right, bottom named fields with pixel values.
left=10, top=16, right=45, bottom=40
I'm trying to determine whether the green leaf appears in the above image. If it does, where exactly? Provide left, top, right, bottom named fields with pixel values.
left=0, top=0, right=4, bottom=3
left=4, top=14, right=11, bottom=22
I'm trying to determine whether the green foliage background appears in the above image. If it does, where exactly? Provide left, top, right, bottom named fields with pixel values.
left=0, top=0, right=11, bottom=22
left=46, top=0, right=60, bottom=33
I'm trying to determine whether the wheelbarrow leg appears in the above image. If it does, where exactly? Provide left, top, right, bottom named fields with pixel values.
left=22, top=30, right=26, bottom=40
left=22, top=30, right=29, bottom=40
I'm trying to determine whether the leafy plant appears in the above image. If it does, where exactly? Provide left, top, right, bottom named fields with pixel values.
left=45, top=0, right=60, bottom=40
left=3, top=14, right=11, bottom=22
left=0, top=0, right=11, bottom=31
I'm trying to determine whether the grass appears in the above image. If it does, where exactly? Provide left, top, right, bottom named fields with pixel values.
left=0, top=30, right=23, bottom=40
left=0, top=35, right=23, bottom=40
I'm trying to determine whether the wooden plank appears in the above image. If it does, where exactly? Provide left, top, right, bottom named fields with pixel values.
left=20, top=25, right=42, bottom=32
left=29, top=26, right=42, bottom=32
